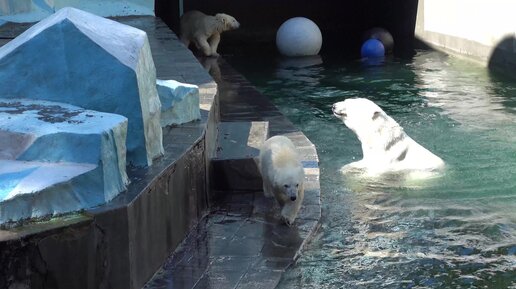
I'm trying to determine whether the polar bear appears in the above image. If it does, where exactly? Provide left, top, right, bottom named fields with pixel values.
left=332, top=98, right=444, bottom=175
left=259, top=135, right=305, bottom=226
left=180, top=10, right=240, bottom=57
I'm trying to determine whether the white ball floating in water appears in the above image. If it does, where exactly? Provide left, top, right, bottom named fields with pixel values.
left=276, top=17, right=322, bottom=57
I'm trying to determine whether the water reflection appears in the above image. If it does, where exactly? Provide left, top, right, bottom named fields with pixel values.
left=275, top=55, right=323, bottom=86
left=228, top=50, right=516, bottom=288
left=412, top=53, right=516, bottom=129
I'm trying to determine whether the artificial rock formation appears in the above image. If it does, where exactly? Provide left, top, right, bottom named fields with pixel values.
left=0, top=7, right=163, bottom=166
left=156, top=79, right=201, bottom=127
left=0, top=98, right=129, bottom=224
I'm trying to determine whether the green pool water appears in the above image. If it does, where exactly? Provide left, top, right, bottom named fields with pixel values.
left=227, top=50, right=516, bottom=288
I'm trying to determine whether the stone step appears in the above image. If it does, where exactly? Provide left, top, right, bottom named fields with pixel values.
left=0, top=98, right=129, bottom=224
left=210, top=121, right=268, bottom=192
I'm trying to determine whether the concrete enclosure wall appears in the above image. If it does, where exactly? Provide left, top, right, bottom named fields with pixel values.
left=416, top=0, right=516, bottom=72
left=156, top=0, right=419, bottom=57
left=0, top=0, right=153, bottom=23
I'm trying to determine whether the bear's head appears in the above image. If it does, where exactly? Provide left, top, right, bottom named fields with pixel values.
left=332, top=98, right=403, bottom=145
left=215, top=13, right=240, bottom=31
left=332, top=98, right=386, bottom=133
left=275, top=167, right=304, bottom=202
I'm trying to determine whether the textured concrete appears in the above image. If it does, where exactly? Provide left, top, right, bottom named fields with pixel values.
left=144, top=57, right=321, bottom=289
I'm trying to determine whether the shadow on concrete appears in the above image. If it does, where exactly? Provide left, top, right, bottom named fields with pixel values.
left=488, top=36, right=516, bottom=78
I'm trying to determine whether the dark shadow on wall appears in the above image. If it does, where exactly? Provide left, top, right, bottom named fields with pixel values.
left=488, top=36, right=516, bottom=79
left=155, top=0, right=419, bottom=58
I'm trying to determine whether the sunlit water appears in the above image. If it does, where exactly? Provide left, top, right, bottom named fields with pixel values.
left=228, top=50, right=516, bottom=289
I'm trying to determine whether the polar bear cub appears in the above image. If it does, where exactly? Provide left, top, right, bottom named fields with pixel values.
left=332, top=98, right=444, bottom=175
left=259, top=135, right=305, bottom=226
left=180, top=10, right=240, bottom=57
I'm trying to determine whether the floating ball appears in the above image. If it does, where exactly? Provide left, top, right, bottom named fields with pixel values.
left=363, top=27, right=394, bottom=53
left=361, top=39, right=385, bottom=58
left=276, top=17, right=322, bottom=57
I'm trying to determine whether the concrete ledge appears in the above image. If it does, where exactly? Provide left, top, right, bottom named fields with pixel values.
left=144, top=58, right=322, bottom=289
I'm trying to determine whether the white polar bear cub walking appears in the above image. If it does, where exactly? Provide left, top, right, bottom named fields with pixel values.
left=332, top=98, right=444, bottom=175
left=180, top=10, right=240, bottom=57
left=259, top=135, right=305, bottom=226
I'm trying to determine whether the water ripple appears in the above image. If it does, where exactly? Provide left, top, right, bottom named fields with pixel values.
left=229, top=50, right=516, bottom=289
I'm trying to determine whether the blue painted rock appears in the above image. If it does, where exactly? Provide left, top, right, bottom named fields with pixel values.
left=0, top=98, right=129, bottom=224
left=156, top=79, right=201, bottom=127
left=0, top=7, right=163, bottom=166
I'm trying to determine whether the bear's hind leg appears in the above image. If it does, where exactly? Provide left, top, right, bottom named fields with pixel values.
left=195, top=37, right=213, bottom=57
left=208, top=33, right=221, bottom=57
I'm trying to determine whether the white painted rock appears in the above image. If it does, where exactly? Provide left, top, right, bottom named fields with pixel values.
left=0, top=98, right=129, bottom=224
left=0, top=7, right=163, bottom=166
left=276, top=17, right=322, bottom=57
left=156, top=79, right=201, bottom=127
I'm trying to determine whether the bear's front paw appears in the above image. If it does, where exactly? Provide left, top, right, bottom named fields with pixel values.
left=282, top=216, right=294, bottom=227
left=210, top=52, right=220, bottom=58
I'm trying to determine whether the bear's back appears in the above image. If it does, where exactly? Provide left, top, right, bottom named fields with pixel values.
left=261, top=136, right=300, bottom=169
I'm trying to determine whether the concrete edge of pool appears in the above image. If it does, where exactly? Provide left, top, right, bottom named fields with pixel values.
left=0, top=16, right=321, bottom=289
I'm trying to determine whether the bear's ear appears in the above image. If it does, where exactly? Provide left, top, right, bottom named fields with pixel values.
left=372, top=111, right=382, bottom=120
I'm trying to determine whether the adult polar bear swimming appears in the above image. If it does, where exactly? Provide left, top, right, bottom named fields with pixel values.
left=180, top=10, right=240, bottom=57
left=259, top=135, right=305, bottom=226
left=332, top=98, right=444, bottom=175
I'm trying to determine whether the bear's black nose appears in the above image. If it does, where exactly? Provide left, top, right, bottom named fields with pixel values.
left=332, top=104, right=336, bottom=110
left=290, top=196, right=297, bottom=201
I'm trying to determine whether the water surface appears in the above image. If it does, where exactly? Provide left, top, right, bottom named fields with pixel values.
left=228, top=51, right=516, bottom=289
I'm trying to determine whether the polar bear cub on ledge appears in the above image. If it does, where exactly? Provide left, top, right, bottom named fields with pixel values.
left=180, top=10, right=240, bottom=57
left=259, top=135, right=305, bottom=226
left=332, top=98, right=444, bottom=175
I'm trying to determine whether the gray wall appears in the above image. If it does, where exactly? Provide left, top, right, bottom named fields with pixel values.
left=416, top=0, right=516, bottom=74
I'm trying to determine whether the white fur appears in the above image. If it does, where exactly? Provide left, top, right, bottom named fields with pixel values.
left=180, top=10, right=240, bottom=57
left=259, top=135, right=305, bottom=226
left=332, top=98, right=444, bottom=175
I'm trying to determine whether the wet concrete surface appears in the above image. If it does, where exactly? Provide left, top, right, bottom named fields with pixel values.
left=144, top=56, right=321, bottom=289
left=144, top=190, right=319, bottom=289
left=0, top=15, right=321, bottom=289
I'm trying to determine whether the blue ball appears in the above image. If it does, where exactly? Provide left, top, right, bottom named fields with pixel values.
left=361, top=39, right=385, bottom=58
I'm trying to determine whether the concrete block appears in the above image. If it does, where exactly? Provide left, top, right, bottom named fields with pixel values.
left=0, top=160, right=96, bottom=223
left=0, top=98, right=129, bottom=224
left=0, top=7, right=163, bottom=166
left=156, top=79, right=201, bottom=127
